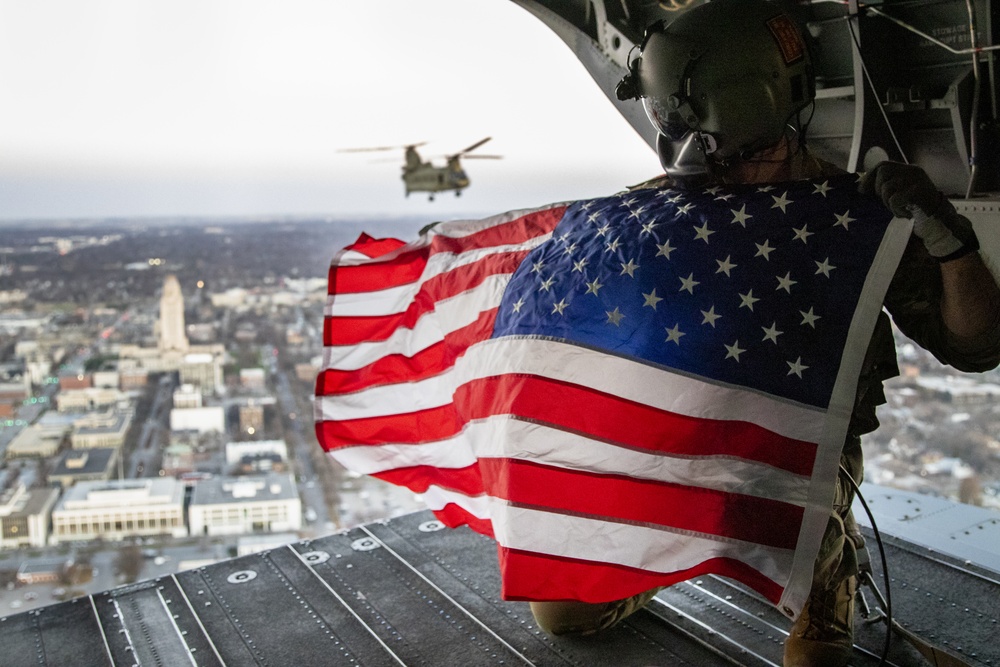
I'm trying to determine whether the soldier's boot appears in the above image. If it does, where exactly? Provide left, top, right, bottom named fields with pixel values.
left=530, top=587, right=663, bottom=636
left=783, top=574, right=856, bottom=667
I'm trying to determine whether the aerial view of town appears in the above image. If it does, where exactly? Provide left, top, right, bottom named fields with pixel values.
left=0, top=217, right=430, bottom=613
left=1, top=216, right=999, bottom=615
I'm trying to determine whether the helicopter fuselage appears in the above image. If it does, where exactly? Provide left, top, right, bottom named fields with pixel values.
left=403, top=153, right=470, bottom=199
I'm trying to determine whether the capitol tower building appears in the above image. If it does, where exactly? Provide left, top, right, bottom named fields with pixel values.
left=158, top=274, right=190, bottom=353
left=118, top=274, right=227, bottom=396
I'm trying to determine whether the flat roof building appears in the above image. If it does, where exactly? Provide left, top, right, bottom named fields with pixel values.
left=172, top=384, right=202, bottom=409
left=170, top=405, right=225, bottom=434
left=5, top=423, right=65, bottom=459
left=71, top=410, right=132, bottom=450
left=50, top=478, right=186, bottom=544
left=49, top=447, right=119, bottom=489
left=189, top=473, right=301, bottom=537
left=224, top=440, right=288, bottom=466
left=56, top=387, right=129, bottom=413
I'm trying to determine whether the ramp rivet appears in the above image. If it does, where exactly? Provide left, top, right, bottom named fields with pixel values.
left=351, top=538, right=380, bottom=552
left=418, top=521, right=445, bottom=532
left=302, top=551, right=331, bottom=564
left=227, top=570, right=257, bottom=584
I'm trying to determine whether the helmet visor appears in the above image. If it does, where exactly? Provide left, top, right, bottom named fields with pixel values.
left=642, top=97, right=691, bottom=141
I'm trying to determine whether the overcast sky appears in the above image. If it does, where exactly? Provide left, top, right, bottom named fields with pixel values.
left=0, top=0, right=661, bottom=222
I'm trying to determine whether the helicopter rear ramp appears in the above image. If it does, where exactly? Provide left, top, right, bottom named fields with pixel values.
left=3, top=485, right=999, bottom=667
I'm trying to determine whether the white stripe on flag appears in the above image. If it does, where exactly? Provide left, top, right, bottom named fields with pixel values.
left=329, top=415, right=809, bottom=503
left=491, top=502, right=793, bottom=587
left=471, top=417, right=809, bottom=504
left=337, top=248, right=383, bottom=263
left=321, top=274, right=512, bottom=372
left=324, top=283, right=420, bottom=318
left=317, top=368, right=457, bottom=421
left=324, top=235, right=551, bottom=317
left=421, top=485, right=491, bottom=520
left=329, top=436, right=478, bottom=475
left=429, top=205, right=568, bottom=239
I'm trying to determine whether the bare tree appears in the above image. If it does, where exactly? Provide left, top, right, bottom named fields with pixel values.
left=114, top=545, right=144, bottom=584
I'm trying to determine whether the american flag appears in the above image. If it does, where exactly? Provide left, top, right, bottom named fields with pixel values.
left=314, top=173, right=911, bottom=617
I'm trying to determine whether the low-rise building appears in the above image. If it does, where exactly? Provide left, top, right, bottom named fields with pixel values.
left=119, top=367, right=150, bottom=391
left=50, top=478, right=187, bottom=543
left=915, top=376, right=1000, bottom=406
left=239, top=368, right=266, bottom=390
left=16, top=558, right=66, bottom=584
left=225, top=440, right=288, bottom=467
left=1, top=479, right=59, bottom=549
left=209, top=287, right=247, bottom=309
left=170, top=405, right=225, bottom=434
left=56, top=387, right=129, bottom=413
left=58, top=371, right=92, bottom=391
left=14, top=340, right=54, bottom=386
left=238, top=404, right=265, bottom=435
left=294, top=363, right=318, bottom=383
left=178, top=352, right=224, bottom=395
left=6, top=423, right=65, bottom=459
left=172, top=384, right=202, bottom=409
left=161, top=442, right=196, bottom=477
left=49, top=448, right=119, bottom=489
left=188, top=473, right=301, bottom=537
left=91, top=370, right=120, bottom=389
left=71, top=410, right=132, bottom=450
left=0, top=361, right=31, bottom=418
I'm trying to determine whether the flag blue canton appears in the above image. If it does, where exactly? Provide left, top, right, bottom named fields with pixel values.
left=492, top=173, right=893, bottom=408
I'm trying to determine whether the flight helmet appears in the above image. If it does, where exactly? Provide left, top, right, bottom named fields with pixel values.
left=617, top=0, right=815, bottom=182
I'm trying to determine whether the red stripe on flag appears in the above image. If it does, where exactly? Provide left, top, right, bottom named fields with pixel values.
left=315, top=404, right=463, bottom=450
left=374, top=464, right=484, bottom=496
left=433, top=504, right=495, bottom=538
left=480, top=458, right=801, bottom=550
left=331, top=246, right=430, bottom=295
left=344, top=233, right=408, bottom=258
left=328, top=206, right=565, bottom=295
left=457, top=375, right=817, bottom=477
left=322, top=251, right=526, bottom=346
left=498, top=548, right=783, bottom=604
left=316, top=308, right=499, bottom=395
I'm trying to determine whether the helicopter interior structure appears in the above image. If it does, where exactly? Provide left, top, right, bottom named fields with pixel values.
left=510, top=0, right=999, bottom=201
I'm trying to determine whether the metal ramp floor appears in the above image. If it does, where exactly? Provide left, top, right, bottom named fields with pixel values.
left=2, top=509, right=996, bottom=666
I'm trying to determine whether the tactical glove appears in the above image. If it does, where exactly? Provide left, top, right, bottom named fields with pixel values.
left=859, top=161, right=980, bottom=262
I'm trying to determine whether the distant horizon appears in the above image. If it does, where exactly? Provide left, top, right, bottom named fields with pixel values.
left=1, top=1, right=660, bottom=223
left=0, top=211, right=467, bottom=228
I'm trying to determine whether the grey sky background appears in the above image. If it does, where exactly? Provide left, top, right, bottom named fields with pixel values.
left=0, top=0, right=661, bottom=222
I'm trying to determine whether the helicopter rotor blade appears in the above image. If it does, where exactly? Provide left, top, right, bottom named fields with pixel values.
left=338, top=142, right=428, bottom=153
left=448, top=137, right=492, bottom=159
left=459, top=154, right=503, bottom=160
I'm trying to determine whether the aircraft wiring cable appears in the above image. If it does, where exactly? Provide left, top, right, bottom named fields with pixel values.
left=843, top=10, right=911, bottom=167
left=841, top=465, right=893, bottom=667
left=960, top=0, right=982, bottom=199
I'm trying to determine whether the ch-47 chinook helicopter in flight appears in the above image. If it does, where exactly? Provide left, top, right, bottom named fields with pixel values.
left=340, top=137, right=501, bottom=201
